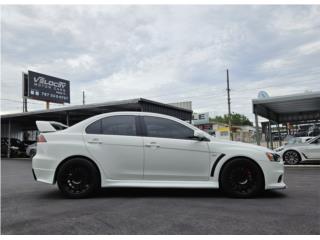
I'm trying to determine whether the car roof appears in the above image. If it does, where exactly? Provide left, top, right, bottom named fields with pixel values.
left=65, top=111, right=196, bottom=133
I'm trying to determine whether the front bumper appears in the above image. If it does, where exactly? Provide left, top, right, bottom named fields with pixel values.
left=264, top=161, right=286, bottom=190
left=32, top=169, right=37, bottom=180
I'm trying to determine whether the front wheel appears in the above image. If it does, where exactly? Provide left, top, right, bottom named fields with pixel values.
left=56, top=158, right=100, bottom=199
left=283, top=150, right=301, bottom=165
left=219, top=158, right=264, bottom=198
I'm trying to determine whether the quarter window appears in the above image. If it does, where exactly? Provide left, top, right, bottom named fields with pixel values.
left=144, top=116, right=194, bottom=140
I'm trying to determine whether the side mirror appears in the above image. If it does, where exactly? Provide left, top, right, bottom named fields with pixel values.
left=194, top=130, right=210, bottom=141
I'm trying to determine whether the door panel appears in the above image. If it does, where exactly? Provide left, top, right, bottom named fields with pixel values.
left=84, top=115, right=144, bottom=180
left=303, top=144, right=320, bottom=159
left=141, top=116, right=211, bottom=181
left=143, top=138, right=210, bottom=181
left=84, top=134, right=144, bottom=180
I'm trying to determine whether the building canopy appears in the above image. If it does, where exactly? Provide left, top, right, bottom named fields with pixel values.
left=252, top=91, right=320, bottom=124
left=1, top=98, right=192, bottom=130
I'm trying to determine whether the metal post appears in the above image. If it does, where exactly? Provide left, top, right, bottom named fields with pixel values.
left=66, top=112, right=70, bottom=126
left=7, top=120, right=11, bottom=158
left=277, top=124, right=282, bottom=147
left=269, top=121, right=273, bottom=150
left=266, top=123, right=270, bottom=149
left=22, top=98, right=28, bottom=112
left=46, top=101, right=49, bottom=110
left=22, top=72, right=28, bottom=112
left=82, top=91, right=85, bottom=105
left=254, top=114, right=260, bottom=145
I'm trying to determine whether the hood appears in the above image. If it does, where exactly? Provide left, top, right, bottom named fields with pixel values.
left=210, top=139, right=272, bottom=153
left=284, top=142, right=309, bottom=148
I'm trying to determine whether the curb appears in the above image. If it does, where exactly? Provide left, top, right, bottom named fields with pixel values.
left=285, top=165, right=320, bottom=168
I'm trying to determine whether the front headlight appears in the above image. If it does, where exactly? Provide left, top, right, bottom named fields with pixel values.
left=266, top=152, right=281, bottom=162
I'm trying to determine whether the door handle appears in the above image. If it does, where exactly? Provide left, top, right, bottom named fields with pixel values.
left=88, top=138, right=103, bottom=144
left=145, top=142, right=160, bottom=148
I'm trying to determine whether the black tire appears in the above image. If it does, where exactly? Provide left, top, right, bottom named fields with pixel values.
left=283, top=150, right=301, bottom=165
left=56, top=158, right=100, bottom=199
left=219, top=158, right=264, bottom=198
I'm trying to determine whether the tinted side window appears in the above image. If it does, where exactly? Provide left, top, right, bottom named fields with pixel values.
left=102, top=115, right=137, bottom=136
left=144, top=116, right=194, bottom=140
left=86, top=120, right=102, bottom=134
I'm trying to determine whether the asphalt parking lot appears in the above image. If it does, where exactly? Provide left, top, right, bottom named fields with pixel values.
left=1, top=158, right=320, bottom=234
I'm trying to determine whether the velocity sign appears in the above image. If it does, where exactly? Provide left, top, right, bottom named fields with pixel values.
left=26, top=70, right=70, bottom=103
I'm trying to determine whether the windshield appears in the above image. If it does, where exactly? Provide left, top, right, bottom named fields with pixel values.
left=307, top=135, right=320, bottom=144
left=288, top=138, right=302, bottom=144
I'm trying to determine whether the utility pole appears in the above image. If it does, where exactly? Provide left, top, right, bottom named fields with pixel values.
left=82, top=90, right=85, bottom=105
left=226, top=69, right=233, bottom=140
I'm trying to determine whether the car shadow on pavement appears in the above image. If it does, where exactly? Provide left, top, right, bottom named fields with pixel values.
left=38, top=187, right=287, bottom=200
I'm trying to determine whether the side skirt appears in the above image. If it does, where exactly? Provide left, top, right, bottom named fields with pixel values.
left=102, top=179, right=219, bottom=189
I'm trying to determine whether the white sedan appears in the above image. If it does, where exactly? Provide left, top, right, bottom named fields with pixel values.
left=32, top=112, right=285, bottom=198
left=275, top=135, right=320, bottom=165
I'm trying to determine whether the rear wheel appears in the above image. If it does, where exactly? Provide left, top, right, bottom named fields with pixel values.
left=220, top=158, right=264, bottom=198
left=283, top=150, right=301, bottom=165
left=57, top=158, right=100, bottom=198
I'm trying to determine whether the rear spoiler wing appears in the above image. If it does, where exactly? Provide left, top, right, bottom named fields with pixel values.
left=36, top=121, right=68, bottom=133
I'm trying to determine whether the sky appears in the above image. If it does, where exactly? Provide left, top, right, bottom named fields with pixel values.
left=1, top=5, right=320, bottom=122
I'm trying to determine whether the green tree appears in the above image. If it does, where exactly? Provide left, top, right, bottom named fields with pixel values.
left=210, top=113, right=253, bottom=126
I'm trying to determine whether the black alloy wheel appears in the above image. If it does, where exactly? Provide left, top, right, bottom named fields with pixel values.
left=220, top=158, right=264, bottom=198
left=57, top=158, right=100, bottom=198
left=283, top=150, right=301, bottom=165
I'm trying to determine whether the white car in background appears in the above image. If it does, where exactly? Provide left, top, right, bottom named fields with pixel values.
left=285, top=136, right=313, bottom=145
left=26, top=143, right=37, bottom=158
left=32, top=112, right=285, bottom=199
left=275, top=135, right=320, bottom=165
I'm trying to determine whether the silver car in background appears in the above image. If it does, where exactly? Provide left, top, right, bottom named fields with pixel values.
left=276, top=135, right=320, bottom=165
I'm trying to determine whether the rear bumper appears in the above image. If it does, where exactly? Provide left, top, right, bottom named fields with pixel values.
left=32, top=167, right=55, bottom=184
left=32, top=153, right=57, bottom=184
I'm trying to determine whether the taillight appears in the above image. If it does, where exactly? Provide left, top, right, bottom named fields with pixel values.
left=37, top=135, right=47, bottom=143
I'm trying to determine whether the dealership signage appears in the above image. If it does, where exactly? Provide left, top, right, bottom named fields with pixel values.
left=23, top=70, right=70, bottom=103
left=192, top=112, right=210, bottom=125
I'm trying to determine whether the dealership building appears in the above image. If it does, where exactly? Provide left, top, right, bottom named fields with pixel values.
left=1, top=97, right=192, bottom=139
left=1, top=71, right=195, bottom=157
